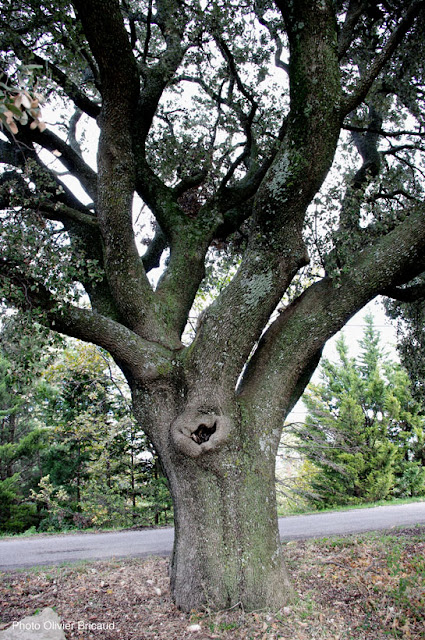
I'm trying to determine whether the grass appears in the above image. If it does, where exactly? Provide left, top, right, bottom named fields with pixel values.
left=277, top=495, right=425, bottom=517
left=0, top=520, right=172, bottom=540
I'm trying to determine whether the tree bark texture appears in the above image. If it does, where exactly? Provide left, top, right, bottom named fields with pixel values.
left=131, top=380, right=291, bottom=611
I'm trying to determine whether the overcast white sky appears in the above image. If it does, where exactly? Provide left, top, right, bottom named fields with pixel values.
left=287, top=296, right=399, bottom=423
left=323, top=297, right=397, bottom=361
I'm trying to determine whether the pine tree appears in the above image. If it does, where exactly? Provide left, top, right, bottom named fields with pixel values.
left=296, top=315, right=425, bottom=507
left=0, top=352, right=46, bottom=532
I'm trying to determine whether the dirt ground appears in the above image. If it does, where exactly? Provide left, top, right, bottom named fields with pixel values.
left=1, top=525, right=424, bottom=640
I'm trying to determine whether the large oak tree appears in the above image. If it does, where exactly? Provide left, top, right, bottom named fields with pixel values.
left=1, top=0, right=425, bottom=611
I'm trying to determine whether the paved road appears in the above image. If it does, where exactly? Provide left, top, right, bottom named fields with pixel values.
left=1, top=502, right=424, bottom=570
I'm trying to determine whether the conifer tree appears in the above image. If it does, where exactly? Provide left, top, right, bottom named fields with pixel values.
left=296, top=315, right=425, bottom=507
left=0, top=352, right=46, bottom=532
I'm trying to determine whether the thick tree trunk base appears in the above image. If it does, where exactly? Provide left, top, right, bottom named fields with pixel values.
left=167, top=453, right=292, bottom=612
left=131, top=386, right=292, bottom=612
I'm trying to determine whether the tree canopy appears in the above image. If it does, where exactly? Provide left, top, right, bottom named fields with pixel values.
left=1, top=0, right=425, bottom=612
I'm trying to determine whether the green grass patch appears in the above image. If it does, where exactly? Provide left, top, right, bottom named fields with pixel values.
left=277, top=495, right=425, bottom=517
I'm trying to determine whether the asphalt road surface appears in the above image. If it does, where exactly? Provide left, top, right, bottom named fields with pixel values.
left=1, top=501, right=424, bottom=570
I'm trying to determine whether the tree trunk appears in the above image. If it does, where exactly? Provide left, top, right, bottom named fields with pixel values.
left=168, top=452, right=291, bottom=612
left=131, top=383, right=292, bottom=612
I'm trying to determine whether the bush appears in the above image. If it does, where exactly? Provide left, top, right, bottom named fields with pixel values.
left=393, top=462, right=425, bottom=498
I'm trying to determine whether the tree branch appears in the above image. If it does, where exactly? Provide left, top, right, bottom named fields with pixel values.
left=173, top=169, right=209, bottom=199
left=67, top=108, right=84, bottom=156
left=337, top=0, right=367, bottom=59
left=0, top=133, right=95, bottom=219
left=254, top=2, right=289, bottom=74
left=339, top=104, right=382, bottom=232
left=214, top=36, right=259, bottom=107
left=381, top=281, right=425, bottom=303
left=134, top=0, right=188, bottom=146
left=0, top=22, right=101, bottom=119
left=51, top=306, right=176, bottom=382
left=142, top=0, right=153, bottom=65
left=149, top=116, right=283, bottom=339
left=343, top=124, right=425, bottom=139
left=142, top=226, right=168, bottom=273
left=0, top=256, right=174, bottom=381
left=28, top=127, right=97, bottom=203
left=0, top=171, right=97, bottom=228
left=341, top=0, right=424, bottom=118
left=37, top=202, right=98, bottom=228
left=238, top=204, right=425, bottom=426
left=0, top=163, right=122, bottom=319
left=184, top=0, right=341, bottom=397
left=72, top=0, right=161, bottom=339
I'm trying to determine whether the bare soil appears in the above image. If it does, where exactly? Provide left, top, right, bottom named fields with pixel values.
left=1, top=526, right=424, bottom=640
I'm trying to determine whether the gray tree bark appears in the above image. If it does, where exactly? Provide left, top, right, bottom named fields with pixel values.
left=131, top=380, right=292, bottom=611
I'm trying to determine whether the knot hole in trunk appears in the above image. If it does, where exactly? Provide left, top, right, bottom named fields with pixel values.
left=191, top=422, right=217, bottom=444
left=171, top=409, right=231, bottom=458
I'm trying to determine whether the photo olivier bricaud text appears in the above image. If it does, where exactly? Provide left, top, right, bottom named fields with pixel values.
left=11, top=619, right=116, bottom=632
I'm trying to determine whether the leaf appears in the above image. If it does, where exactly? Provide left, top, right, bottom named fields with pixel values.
left=187, top=624, right=201, bottom=632
left=3, top=118, right=18, bottom=134
left=23, top=64, right=43, bottom=71
left=13, top=94, right=23, bottom=109
left=4, top=105, right=22, bottom=118
left=19, top=92, right=32, bottom=110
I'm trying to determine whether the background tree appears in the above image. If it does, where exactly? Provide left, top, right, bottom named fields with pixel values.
left=292, top=315, right=425, bottom=508
left=1, top=0, right=425, bottom=611
left=0, top=319, right=51, bottom=533
left=37, top=341, right=172, bottom=529
left=0, top=319, right=171, bottom=533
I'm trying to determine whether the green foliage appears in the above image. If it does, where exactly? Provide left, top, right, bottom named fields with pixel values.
left=36, top=341, right=173, bottom=531
left=0, top=319, right=172, bottom=534
left=30, top=474, right=74, bottom=531
left=293, top=315, right=425, bottom=508
left=385, top=278, right=425, bottom=407
left=0, top=474, right=37, bottom=532
left=393, top=462, right=425, bottom=499
left=0, top=65, right=45, bottom=134
left=0, top=345, right=48, bottom=533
